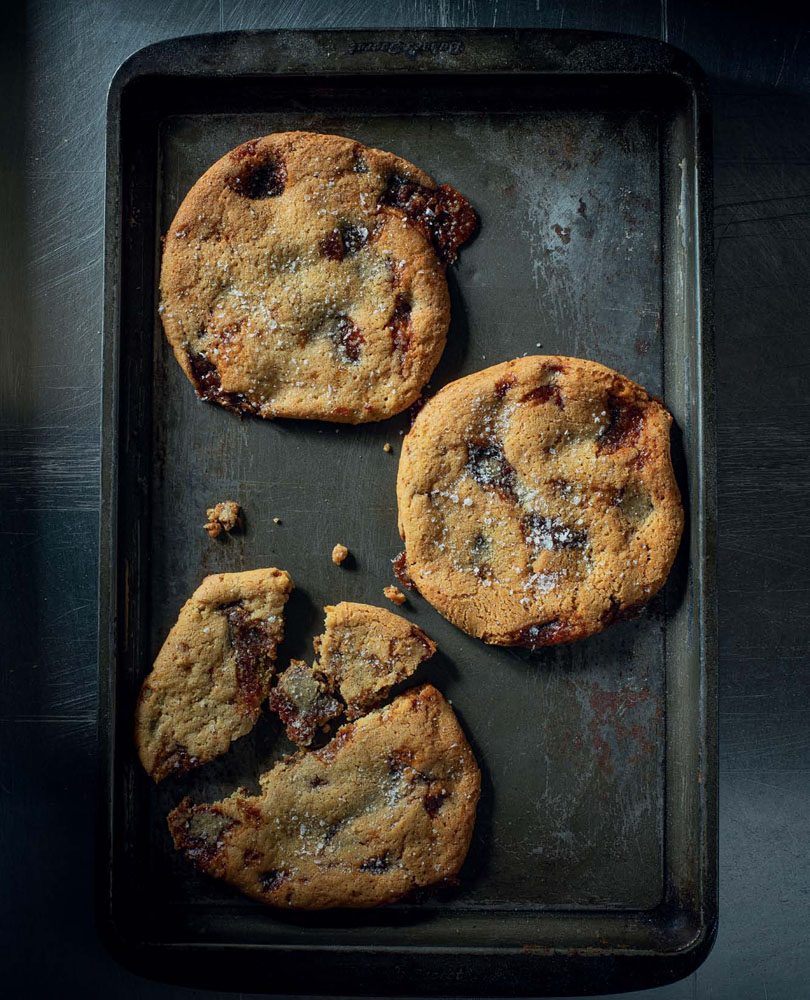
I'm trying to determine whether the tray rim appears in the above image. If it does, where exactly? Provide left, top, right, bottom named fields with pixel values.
left=98, top=27, right=717, bottom=997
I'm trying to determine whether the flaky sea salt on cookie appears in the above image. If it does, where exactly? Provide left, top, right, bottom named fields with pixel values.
left=396, top=356, right=683, bottom=648
left=168, top=684, right=480, bottom=909
left=159, top=131, right=477, bottom=423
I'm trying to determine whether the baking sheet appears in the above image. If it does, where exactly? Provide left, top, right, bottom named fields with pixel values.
left=100, top=29, right=716, bottom=996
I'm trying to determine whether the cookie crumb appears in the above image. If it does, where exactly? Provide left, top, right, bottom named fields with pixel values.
left=331, top=543, right=349, bottom=566
left=273, top=516, right=281, bottom=525
left=383, top=585, right=407, bottom=606
left=204, top=500, right=242, bottom=539
left=383, top=442, right=392, bottom=453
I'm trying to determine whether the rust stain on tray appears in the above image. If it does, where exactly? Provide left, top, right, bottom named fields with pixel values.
left=584, top=682, right=657, bottom=774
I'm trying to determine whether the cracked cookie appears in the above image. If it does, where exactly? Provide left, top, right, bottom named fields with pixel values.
left=159, top=131, right=477, bottom=423
left=396, top=356, right=683, bottom=647
left=314, top=602, right=435, bottom=720
left=168, top=684, right=480, bottom=909
left=269, top=602, right=436, bottom=745
left=135, top=568, right=292, bottom=781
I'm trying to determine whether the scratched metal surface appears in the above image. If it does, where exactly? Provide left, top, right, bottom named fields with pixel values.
left=96, top=32, right=712, bottom=996
left=150, top=102, right=667, bottom=912
left=2, top=2, right=809, bottom=1000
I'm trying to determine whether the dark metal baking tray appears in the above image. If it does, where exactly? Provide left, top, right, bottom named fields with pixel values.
left=99, top=28, right=716, bottom=997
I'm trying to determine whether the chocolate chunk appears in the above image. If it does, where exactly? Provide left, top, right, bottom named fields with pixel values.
left=599, top=393, right=645, bottom=452
left=388, top=294, right=412, bottom=372
left=259, top=869, right=288, bottom=893
left=169, top=801, right=236, bottom=870
left=320, top=222, right=370, bottom=261
left=352, top=145, right=369, bottom=173
left=224, top=604, right=277, bottom=711
left=392, top=550, right=415, bottom=590
left=359, top=854, right=390, bottom=874
left=470, top=533, right=491, bottom=560
left=423, top=789, right=449, bottom=818
left=319, top=229, right=344, bottom=261
left=494, top=375, right=516, bottom=398
left=466, top=440, right=517, bottom=501
left=617, top=485, right=653, bottom=522
left=341, top=223, right=370, bottom=256
left=226, top=158, right=287, bottom=199
left=187, top=351, right=260, bottom=416
left=332, top=315, right=364, bottom=364
left=269, top=660, right=342, bottom=747
left=522, top=383, right=564, bottom=408
left=379, top=176, right=478, bottom=264
left=155, top=745, right=199, bottom=782
left=229, top=140, right=258, bottom=162
left=512, top=619, right=576, bottom=649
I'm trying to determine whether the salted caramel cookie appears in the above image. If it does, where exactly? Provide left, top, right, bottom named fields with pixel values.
left=135, top=568, right=292, bottom=781
left=168, top=684, right=480, bottom=909
left=396, top=356, right=683, bottom=647
left=159, top=131, right=477, bottom=423
left=314, top=602, right=436, bottom=720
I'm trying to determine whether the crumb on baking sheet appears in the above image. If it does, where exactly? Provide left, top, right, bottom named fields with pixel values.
left=331, top=543, right=349, bottom=566
left=383, top=585, right=407, bottom=606
left=204, top=500, right=242, bottom=538
left=383, top=442, right=392, bottom=453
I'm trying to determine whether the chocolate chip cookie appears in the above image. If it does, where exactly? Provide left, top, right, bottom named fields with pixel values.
left=135, top=568, right=292, bottom=781
left=159, top=132, right=477, bottom=423
left=168, top=684, right=480, bottom=909
left=396, top=356, right=683, bottom=647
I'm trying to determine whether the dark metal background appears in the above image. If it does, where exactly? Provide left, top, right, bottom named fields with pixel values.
left=2, top=3, right=809, bottom=1000
left=98, top=30, right=714, bottom=996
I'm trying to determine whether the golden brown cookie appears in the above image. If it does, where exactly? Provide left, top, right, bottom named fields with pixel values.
left=159, top=131, right=477, bottom=423
left=168, top=684, right=480, bottom=909
left=396, top=356, right=683, bottom=647
left=135, top=568, right=292, bottom=781
left=314, top=601, right=436, bottom=720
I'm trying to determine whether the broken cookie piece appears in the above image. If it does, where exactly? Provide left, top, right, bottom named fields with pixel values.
left=315, top=602, right=435, bottom=720
left=383, top=585, right=407, bottom=605
left=168, top=684, right=480, bottom=909
left=331, top=543, right=349, bottom=566
left=204, top=500, right=242, bottom=538
left=135, top=568, right=292, bottom=782
left=268, top=659, right=342, bottom=747
left=267, top=602, right=436, bottom=744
